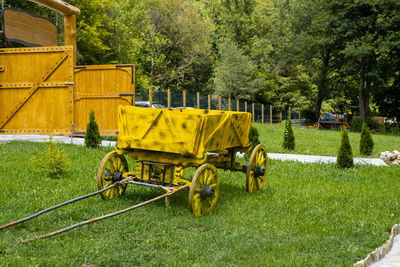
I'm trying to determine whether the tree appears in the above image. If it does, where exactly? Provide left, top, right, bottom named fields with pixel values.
left=213, top=39, right=257, bottom=100
left=144, top=0, right=213, bottom=93
left=360, top=121, right=374, bottom=156
left=282, top=119, right=295, bottom=150
left=337, top=128, right=353, bottom=168
left=85, top=111, right=101, bottom=148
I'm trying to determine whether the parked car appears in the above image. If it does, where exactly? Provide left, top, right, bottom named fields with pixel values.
left=135, top=101, right=165, bottom=108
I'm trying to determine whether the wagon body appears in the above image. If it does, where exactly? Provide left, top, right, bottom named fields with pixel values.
left=117, top=106, right=251, bottom=159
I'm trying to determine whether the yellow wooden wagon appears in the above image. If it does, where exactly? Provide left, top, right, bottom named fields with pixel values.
left=97, top=106, right=268, bottom=216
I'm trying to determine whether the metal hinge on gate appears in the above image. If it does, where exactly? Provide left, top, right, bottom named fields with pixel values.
left=64, top=82, right=74, bottom=85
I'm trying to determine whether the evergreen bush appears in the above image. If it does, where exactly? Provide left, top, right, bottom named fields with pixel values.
left=337, top=128, right=353, bottom=168
left=85, top=111, right=102, bottom=148
left=245, top=124, right=260, bottom=160
left=360, top=121, right=374, bottom=155
left=30, top=137, right=70, bottom=179
left=249, top=124, right=260, bottom=147
left=282, top=119, right=295, bottom=150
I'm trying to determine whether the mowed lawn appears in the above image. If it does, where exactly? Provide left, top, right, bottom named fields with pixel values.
left=256, top=123, right=400, bottom=158
left=0, top=126, right=399, bottom=266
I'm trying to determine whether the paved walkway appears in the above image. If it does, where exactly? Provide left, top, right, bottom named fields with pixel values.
left=371, top=234, right=400, bottom=267
left=0, top=135, right=397, bottom=266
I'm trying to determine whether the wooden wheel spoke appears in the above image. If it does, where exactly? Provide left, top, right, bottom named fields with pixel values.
left=254, top=177, right=260, bottom=190
left=209, top=183, right=218, bottom=189
left=206, top=173, right=215, bottom=185
left=257, top=157, right=266, bottom=166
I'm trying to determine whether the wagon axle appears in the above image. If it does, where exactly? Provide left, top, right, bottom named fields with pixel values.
left=254, top=166, right=265, bottom=178
left=200, top=185, right=215, bottom=199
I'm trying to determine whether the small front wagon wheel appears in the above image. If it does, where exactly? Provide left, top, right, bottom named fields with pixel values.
left=246, top=144, right=267, bottom=193
left=97, top=151, right=128, bottom=199
left=189, top=164, right=220, bottom=217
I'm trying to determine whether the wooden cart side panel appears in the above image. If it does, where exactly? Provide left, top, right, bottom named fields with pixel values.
left=202, top=114, right=231, bottom=152
left=0, top=46, right=74, bottom=134
left=229, top=112, right=251, bottom=147
left=73, top=65, right=135, bottom=136
left=117, top=106, right=204, bottom=156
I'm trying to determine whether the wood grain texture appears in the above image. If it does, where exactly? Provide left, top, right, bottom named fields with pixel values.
left=3, top=8, right=58, bottom=47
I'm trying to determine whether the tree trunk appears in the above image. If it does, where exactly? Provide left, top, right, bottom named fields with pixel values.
left=314, top=51, right=330, bottom=121
left=359, top=59, right=369, bottom=120
left=359, top=76, right=370, bottom=120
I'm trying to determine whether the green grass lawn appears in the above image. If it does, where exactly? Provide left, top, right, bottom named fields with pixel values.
left=1, top=141, right=400, bottom=266
left=256, top=123, right=400, bottom=158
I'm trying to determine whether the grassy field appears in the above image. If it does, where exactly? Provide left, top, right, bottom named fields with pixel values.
left=256, top=123, right=400, bottom=158
left=1, top=140, right=400, bottom=266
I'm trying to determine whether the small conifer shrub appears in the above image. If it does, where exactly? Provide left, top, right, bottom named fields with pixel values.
left=30, top=137, right=70, bottom=179
left=337, top=128, right=353, bottom=168
left=282, top=119, right=295, bottom=150
left=249, top=124, right=260, bottom=147
left=85, top=111, right=101, bottom=148
left=360, top=121, right=374, bottom=156
left=245, top=124, right=260, bottom=160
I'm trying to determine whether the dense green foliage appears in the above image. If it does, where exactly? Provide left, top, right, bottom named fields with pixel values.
left=337, top=128, right=354, bottom=168
left=360, top=121, right=374, bottom=156
left=1, top=0, right=400, bottom=119
left=248, top=124, right=260, bottom=147
left=282, top=119, right=295, bottom=150
left=30, top=138, right=70, bottom=179
left=84, top=111, right=101, bottom=148
left=1, top=141, right=400, bottom=265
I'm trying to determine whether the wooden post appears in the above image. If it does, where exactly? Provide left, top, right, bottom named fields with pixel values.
left=262, top=104, right=264, bottom=124
left=64, top=15, right=77, bottom=64
left=270, top=105, right=272, bottom=124
left=208, top=94, right=211, bottom=110
left=167, top=88, right=171, bottom=109
left=197, top=92, right=200, bottom=109
left=236, top=100, right=239, bottom=112
left=280, top=111, right=282, bottom=122
left=218, top=96, right=222, bottom=110
left=245, top=102, right=247, bottom=113
left=252, top=103, right=255, bottom=123
left=149, top=86, right=152, bottom=108
left=288, top=107, right=291, bottom=120
left=183, top=90, right=186, bottom=108
left=228, top=97, right=231, bottom=111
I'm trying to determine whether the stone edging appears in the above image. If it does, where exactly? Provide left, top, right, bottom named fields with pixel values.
left=354, top=224, right=400, bottom=267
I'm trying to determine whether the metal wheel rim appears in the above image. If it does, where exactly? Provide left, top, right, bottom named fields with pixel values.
left=246, top=144, right=267, bottom=193
left=188, top=163, right=219, bottom=217
left=97, top=151, right=128, bottom=199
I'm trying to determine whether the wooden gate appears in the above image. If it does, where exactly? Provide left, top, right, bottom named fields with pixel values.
left=73, top=65, right=135, bottom=136
left=0, top=46, right=74, bottom=134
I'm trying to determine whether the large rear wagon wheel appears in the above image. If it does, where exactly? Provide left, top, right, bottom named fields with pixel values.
left=97, top=151, right=128, bottom=199
left=246, top=144, right=267, bottom=193
left=188, top=164, right=220, bottom=217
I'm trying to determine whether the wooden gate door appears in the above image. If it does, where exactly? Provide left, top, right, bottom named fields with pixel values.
left=0, top=46, right=74, bottom=134
left=73, top=64, right=135, bottom=136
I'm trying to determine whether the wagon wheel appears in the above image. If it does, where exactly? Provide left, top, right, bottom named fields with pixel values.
left=188, top=164, right=220, bottom=217
left=97, top=151, right=128, bottom=200
left=246, top=144, right=267, bottom=193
